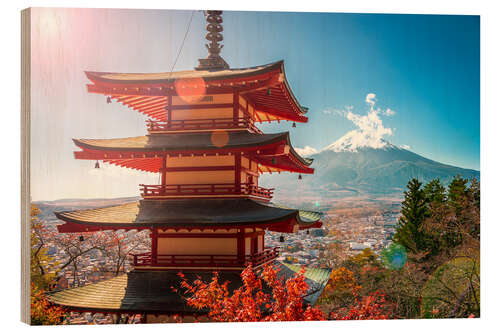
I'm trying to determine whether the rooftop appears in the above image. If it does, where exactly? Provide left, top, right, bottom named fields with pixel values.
left=55, top=198, right=322, bottom=232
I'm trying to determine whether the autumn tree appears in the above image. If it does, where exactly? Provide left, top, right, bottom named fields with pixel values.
left=329, top=292, right=393, bottom=320
left=423, top=177, right=480, bottom=255
left=178, top=264, right=325, bottom=322
left=318, top=267, right=361, bottom=312
left=52, top=231, right=110, bottom=287
left=178, top=263, right=396, bottom=322
left=31, top=204, right=58, bottom=289
left=101, top=230, right=151, bottom=276
left=30, top=283, right=67, bottom=325
left=420, top=257, right=480, bottom=318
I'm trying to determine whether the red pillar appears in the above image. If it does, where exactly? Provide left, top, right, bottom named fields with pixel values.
left=161, top=155, right=167, bottom=194
left=237, top=228, right=245, bottom=264
left=166, top=94, right=172, bottom=126
left=235, top=152, right=241, bottom=193
left=233, top=91, right=239, bottom=124
left=151, top=228, right=158, bottom=265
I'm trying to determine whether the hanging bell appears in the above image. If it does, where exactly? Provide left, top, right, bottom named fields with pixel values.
left=298, top=174, right=302, bottom=180
left=292, top=122, right=296, bottom=128
left=279, top=235, right=285, bottom=243
left=79, top=235, right=85, bottom=242
left=306, top=229, right=310, bottom=235
left=266, top=88, right=271, bottom=96
left=94, top=161, right=100, bottom=169
left=106, top=96, right=112, bottom=104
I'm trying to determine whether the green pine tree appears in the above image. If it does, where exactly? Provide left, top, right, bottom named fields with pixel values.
left=423, top=179, right=446, bottom=205
left=393, top=178, right=429, bottom=254
left=447, top=175, right=468, bottom=210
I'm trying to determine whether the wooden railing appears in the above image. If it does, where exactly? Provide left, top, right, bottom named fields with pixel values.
left=139, top=183, right=274, bottom=200
left=130, top=247, right=280, bottom=268
left=146, top=118, right=263, bottom=134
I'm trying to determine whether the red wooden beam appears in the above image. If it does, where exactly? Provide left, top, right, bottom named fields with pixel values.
left=167, top=95, right=172, bottom=125
left=252, top=104, right=308, bottom=122
left=131, top=96, right=166, bottom=107
left=136, top=101, right=167, bottom=113
left=116, top=95, right=147, bottom=103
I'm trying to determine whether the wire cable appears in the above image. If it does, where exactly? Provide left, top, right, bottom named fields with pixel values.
left=169, top=10, right=196, bottom=76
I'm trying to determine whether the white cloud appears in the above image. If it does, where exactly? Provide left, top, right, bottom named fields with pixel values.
left=295, top=146, right=318, bottom=157
left=400, top=144, right=411, bottom=150
left=323, top=93, right=396, bottom=152
left=384, top=108, right=396, bottom=116
left=365, top=93, right=377, bottom=106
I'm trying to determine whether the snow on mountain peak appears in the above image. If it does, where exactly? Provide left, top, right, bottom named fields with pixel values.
left=323, top=131, right=396, bottom=152
left=322, top=93, right=398, bottom=153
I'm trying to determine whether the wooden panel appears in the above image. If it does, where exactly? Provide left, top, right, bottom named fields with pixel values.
left=166, top=155, right=234, bottom=167
left=171, top=108, right=233, bottom=120
left=241, top=156, right=250, bottom=169
left=165, top=170, right=234, bottom=185
left=245, top=237, right=251, bottom=256
left=157, top=238, right=237, bottom=255
left=172, top=93, right=233, bottom=105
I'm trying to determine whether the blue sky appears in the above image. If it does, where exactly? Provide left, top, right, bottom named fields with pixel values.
left=30, top=8, right=479, bottom=200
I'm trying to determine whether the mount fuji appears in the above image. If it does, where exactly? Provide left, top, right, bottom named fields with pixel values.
left=260, top=134, right=480, bottom=201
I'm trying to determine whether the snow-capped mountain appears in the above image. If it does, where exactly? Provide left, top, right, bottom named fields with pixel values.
left=260, top=138, right=480, bottom=200
left=323, top=132, right=397, bottom=153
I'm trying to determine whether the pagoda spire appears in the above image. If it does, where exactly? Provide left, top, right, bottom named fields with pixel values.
left=196, top=10, right=230, bottom=71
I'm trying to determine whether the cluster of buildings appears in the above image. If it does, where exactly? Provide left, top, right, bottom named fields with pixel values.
left=265, top=208, right=400, bottom=267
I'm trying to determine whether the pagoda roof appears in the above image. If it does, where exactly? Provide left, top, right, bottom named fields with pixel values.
left=55, top=199, right=322, bottom=233
left=73, top=131, right=314, bottom=174
left=74, top=131, right=287, bottom=152
left=86, top=61, right=285, bottom=84
left=85, top=60, right=309, bottom=123
left=47, top=263, right=331, bottom=314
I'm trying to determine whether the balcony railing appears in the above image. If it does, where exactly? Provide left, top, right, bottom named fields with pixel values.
left=146, top=118, right=263, bottom=134
left=130, top=247, right=280, bottom=268
left=139, top=183, right=274, bottom=200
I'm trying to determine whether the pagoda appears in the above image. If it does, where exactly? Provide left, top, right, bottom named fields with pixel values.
left=48, top=11, right=329, bottom=323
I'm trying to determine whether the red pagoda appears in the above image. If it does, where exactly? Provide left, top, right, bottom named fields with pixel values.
left=48, top=11, right=329, bottom=323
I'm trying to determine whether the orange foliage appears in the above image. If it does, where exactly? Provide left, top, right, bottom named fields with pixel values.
left=324, top=267, right=361, bottom=295
left=30, top=283, right=66, bottom=325
left=178, top=264, right=394, bottom=322
left=330, top=291, right=393, bottom=320
left=178, top=264, right=325, bottom=322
